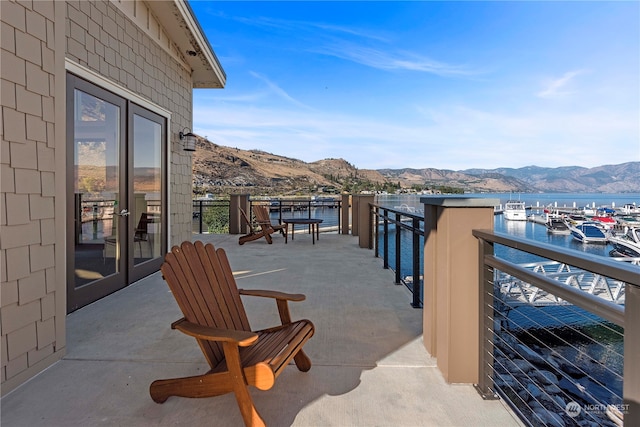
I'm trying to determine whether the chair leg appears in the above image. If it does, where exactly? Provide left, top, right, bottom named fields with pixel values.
left=293, top=349, right=312, bottom=372
left=231, top=378, right=266, bottom=427
left=223, top=342, right=267, bottom=427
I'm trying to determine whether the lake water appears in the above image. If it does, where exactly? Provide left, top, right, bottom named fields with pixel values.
left=377, top=192, right=640, bottom=261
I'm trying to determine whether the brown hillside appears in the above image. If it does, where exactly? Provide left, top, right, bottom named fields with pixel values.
left=191, top=137, right=638, bottom=194
left=192, top=137, right=350, bottom=195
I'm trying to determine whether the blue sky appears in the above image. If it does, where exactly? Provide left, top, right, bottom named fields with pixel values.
left=189, top=1, right=639, bottom=170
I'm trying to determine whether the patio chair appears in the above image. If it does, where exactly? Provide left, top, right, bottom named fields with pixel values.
left=134, top=212, right=153, bottom=256
left=150, top=240, right=315, bottom=427
left=238, top=207, right=275, bottom=245
left=253, top=204, right=286, bottom=237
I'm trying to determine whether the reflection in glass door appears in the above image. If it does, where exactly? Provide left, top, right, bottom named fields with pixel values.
left=67, top=74, right=166, bottom=311
left=130, top=107, right=165, bottom=279
left=72, top=92, right=122, bottom=283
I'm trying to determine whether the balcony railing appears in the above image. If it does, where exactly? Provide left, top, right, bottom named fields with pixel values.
left=192, top=199, right=231, bottom=233
left=360, top=197, right=639, bottom=425
left=371, top=203, right=424, bottom=308
left=250, top=198, right=342, bottom=232
left=193, top=197, right=343, bottom=234
left=473, top=230, right=638, bottom=426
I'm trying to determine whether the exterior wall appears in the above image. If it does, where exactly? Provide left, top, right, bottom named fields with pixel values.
left=1, top=0, right=197, bottom=395
left=64, top=0, right=194, bottom=245
left=1, top=0, right=66, bottom=394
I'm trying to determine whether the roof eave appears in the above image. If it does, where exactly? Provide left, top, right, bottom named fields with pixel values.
left=149, top=0, right=226, bottom=89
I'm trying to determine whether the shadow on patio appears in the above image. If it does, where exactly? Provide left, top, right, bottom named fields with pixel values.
left=1, top=233, right=521, bottom=426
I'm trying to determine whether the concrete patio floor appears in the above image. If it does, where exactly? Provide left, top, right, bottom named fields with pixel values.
left=1, top=233, right=522, bottom=426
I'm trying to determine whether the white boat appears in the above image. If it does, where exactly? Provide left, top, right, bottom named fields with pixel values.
left=503, top=200, right=527, bottom=221
left=545, top=218, right=571, bottom=235
left=568, top=222, right=608, bottom=244
left=620, top=203, right=639, bottom=215
left=609, top=227, right=640, bottom=257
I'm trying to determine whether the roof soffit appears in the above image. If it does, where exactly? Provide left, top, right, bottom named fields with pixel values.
left=147, top=0, right=226, bottom=89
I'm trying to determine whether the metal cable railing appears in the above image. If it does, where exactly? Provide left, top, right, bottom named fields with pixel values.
left=250, top=198, right=342, bottom=232
left=370, top=203, right=424, bottom=308
left=192, top=199, right=230, bottom=233
left=474, top=229, right=638, bottom=426
left=192, top=198, right=342, bottom=234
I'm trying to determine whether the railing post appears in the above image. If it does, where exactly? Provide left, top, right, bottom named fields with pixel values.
left=374, top=206, right=379, bottom=258
left=352, top=195, right=360, bottom=237
left=337, top=199, right=341, bottom=233
left=420, top=196, right=499, bottom=384
left=625, top=283, right=640, bottom=424
left=341, top=194, right=350, bottom=235
left=383, top=208, right=389, bottom=269
left=475, top=236, right=498, bottom=399
left=356, top=195, right=374, bottom=248
left=411, top=217, right=421, bottom=308
left=395, top=212, right=401, bottom=284
left=228, top=194, right=247, bottom=234
left=198, top=200, right=204, bottom=233
left=239, top=195, right=250, bottom=234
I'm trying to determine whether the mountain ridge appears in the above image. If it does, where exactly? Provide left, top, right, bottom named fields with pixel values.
left=192, top=137, right=639, bottom=195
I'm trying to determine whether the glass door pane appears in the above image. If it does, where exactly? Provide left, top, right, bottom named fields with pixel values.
left=132, top=114, right=163, bottom=265
left=73, top=89, right=122, bottom=287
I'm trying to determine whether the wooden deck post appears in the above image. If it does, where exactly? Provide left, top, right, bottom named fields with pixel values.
left=351, top=195, right=360, bottom=237
left=341, top=194, right=350, bottom=235
left=421, top=196, right=498, bottom=383
left=230, top=194, right=250, bottom=234
left=356, top=195, right=375, bottom=249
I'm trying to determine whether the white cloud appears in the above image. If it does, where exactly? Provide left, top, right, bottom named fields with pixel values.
left=194, top=95, right=638, bottom=170
left=537, top=70, right=587, bottom=99
left=248, top=71, right=313, bottom=110
left=313, top=43, right=474, bottom=76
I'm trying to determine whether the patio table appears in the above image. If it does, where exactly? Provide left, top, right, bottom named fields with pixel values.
left=282, top=218, right=323, bottom=244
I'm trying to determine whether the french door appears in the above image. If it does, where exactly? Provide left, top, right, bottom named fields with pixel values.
left=66, top=74, right=167, bottom=312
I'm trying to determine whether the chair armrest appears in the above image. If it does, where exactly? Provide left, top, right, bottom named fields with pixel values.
left=171, top=318, right=258, bottom=347
left=239, top=289, right=306, bottom=325
left=239, top=289, right=306, bottom=302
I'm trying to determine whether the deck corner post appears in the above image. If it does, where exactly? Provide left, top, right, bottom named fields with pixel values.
left=230, top=194, right=250, bottom=234
left=420, top=196, right=499, bottom=384
left=356, top=195, right=375, bottom=248
left=341, top=194, right=351, bottom=235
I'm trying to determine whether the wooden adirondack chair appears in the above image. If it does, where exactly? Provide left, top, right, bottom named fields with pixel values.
left=150, top=241, right=314, bottom=427
left=238, top=207, right=275, bottom=245
left=253, top=205, right=286, bottom=237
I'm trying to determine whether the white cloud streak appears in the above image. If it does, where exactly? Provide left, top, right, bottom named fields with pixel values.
left=248, top=71, right=313, bottom=110
left=313, top=44, right=474, bottom=76
left=537, top=70, right=587, bottom=98
left=230, top=13, right=472, bottom=77
left=194, top=97, right=638, bottom=170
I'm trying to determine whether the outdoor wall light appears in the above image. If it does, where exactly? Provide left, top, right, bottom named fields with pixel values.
left=179, top=128, right=196, bottom=151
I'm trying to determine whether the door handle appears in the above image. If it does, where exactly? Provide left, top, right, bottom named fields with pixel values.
left=115, top=209, right=130, bottom=217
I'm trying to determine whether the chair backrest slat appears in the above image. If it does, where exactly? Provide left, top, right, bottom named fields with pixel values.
left=253, top=205, right=274, bottom=231
left=161, top=241, right=251, bottom=368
